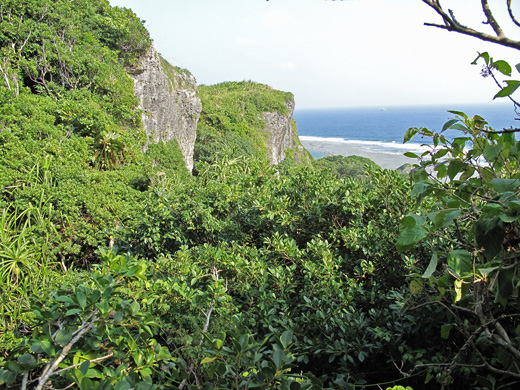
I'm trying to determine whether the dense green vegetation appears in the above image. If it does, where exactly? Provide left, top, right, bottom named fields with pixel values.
left=312, top=155, right=380, bottom=180
left=1, top=0, right=519, bottom=389
left=0, top=0, right=166, bottom=352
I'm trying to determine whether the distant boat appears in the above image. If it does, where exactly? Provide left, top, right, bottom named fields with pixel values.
left=378, top=107, right=387, bottom=111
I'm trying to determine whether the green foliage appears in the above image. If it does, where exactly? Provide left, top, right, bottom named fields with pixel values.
left=0, top=0, right=152, bottom=266
left=312, top=155, right=380, bottom=180
left=7, top=1, right=520, bottom=388
left=0, top=207, right=65, bottom=351
left=0, top=0, right=158, bottom=353
left=158, top=55, right=194, bottom=93
left=472, top=52, right=520, bottom=100
left=0, top=250, right=176, bottom=389
left=144, top=139, right=190, bottom=184
left=399, top=104, right=520, bottom=386
left=111, top=152, right=422, bottom=387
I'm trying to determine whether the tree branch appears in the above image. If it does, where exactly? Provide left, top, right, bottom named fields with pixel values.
left=421, top=0, right=520, bottom=50
left=52, top=352, right=114, bottom=376
left=507, top=0, right=520, bottom=28
left=479, top=127, right=520, bottom=134
left=481, top=0, right=505, bottom=38
left=178, top=301, right=216, bottom=390
left=35, top=313, right=98, bottom=390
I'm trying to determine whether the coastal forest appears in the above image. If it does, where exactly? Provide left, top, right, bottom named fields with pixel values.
left=1, top=1, right=519, bottom=389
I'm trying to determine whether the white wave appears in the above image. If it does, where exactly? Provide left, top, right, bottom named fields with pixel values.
left=299, top=135, right=431, bottom=154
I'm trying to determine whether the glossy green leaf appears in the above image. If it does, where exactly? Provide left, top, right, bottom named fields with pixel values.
left=496, top=269, right=515, bottom=307
left=17, top=354, right=36, bottom=368
left=447, top=250, right=472, bottom=278
left=440, top=324, right=453, bottom=339
left=55, top=329, right=73, bottom=346
left=410, top=279, right=423, bottom=295
left=115, top=379, right=132, bottom=390
left=483, top=144, right=503, bottom=162
left=90, top=290, right=101, bottom=304
left=80, top=360, right=90, bottom=376
left=447, top=159, right=465, bottom=180
left=0, top=370, right=16, bottom=386
left=272, top=347, right=285, bottom=368
left=396, top=226, right=428, bottom=252
left=509, top=200, right=520, bottom=211
left=39, top=340, right=54, bottom=356
left=280, top=331, right=293, bottom=349
left=77, top=291, right=87, bottom=310
left=96, top=299, right=110, bottom=315
left=433, top=208, right=461, bottom=229
left=422, top=253, right=438, bottom=278
left=450, top=123, right=468, bottom=132
left=477, top=266, right=499, bottom=278
left=460, top=166, right=476, bottom=181
left=491, top=178, right=520, bottom=193
left=492, top=60, right=512, bottom=76
left=410, top=182, right=430, bottom=197
left=130, top=301, right=140, bottom=315
left=80, top=377, right=94, bottom=390
left=482, top=203, right=504, bottom=216
left=448, top=110, right=469, bottom=120
left=56, top=295, right=75, bottom=305
left=499, top=213, right=518, bottom=223
left=476, top=217, right=505, bottom=259
left=494, top=80, right=520, bottom=99
left=472, top=52, right=490, bottom=65
left=454, top=279, right=464, bottom=302
left=433, top=149, right=449, bottom=159
left=401, top=214, right=425, bottom=228
left=403, top=127, right=419, bottom=143
left=66, top=308, right=82, bottom=316
left=441, top=119, right=460, bottom=132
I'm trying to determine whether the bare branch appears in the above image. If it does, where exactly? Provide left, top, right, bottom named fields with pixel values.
left=179, top=300, right=216, bottom=390
left=52, top=352, right=114, bottom=376
left=35, top=313, right=98, bottom=390
left=21, top=372, right=28, bottom=390
left=507, top=0, right=520, bottom=28
left=481, top=0, right=505, bottom=38
left=479, top=127, right=520, bottom=133
left=17, top=31, right=32, bottom=55
left=421, top=0, right=520, bottom=50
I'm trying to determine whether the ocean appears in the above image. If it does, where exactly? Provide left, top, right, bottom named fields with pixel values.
left=293, top=103, right=519, bottom=163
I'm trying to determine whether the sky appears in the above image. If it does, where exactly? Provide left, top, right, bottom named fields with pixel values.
left=108, top=0, right=520, bottom=109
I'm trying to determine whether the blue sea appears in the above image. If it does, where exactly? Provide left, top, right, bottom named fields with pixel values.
left=293, top=103, right=519, bottom=160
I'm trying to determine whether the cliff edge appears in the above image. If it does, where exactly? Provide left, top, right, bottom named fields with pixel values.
left=130, top=46, right=201, bottom=171
left=262, top=97, right=308, bottom=165
left=194, top=81, right=311, bottom=166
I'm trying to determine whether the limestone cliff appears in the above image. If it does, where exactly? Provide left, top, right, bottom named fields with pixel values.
left=130, top=46, right=201, bottom=171
left=262, top=98, right=309, bottom=165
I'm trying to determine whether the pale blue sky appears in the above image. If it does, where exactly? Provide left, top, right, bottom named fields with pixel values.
left=109, top=0, right=519, bottom=109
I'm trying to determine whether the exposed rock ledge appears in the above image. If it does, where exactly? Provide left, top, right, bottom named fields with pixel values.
left=262, top=98, right=309, bottom=165
left=130, top=46, right=201, bottom=171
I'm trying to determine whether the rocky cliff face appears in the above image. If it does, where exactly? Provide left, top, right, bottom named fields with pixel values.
left=262, top=98, right=310, bottom=165
left=130, top=46, right=201, bottom=171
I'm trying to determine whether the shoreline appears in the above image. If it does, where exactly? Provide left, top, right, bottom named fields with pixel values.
left=300, top=138, right=419, bottom=170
